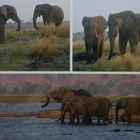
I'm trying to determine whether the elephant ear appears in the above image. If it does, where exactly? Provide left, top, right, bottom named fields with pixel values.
left=1, top=6, right=8, bottom=19
left=121, top=98, right=128, bottom=108
left=82, top=16, right=88, bottom=28
left=122, top=14, right=136, bottom=31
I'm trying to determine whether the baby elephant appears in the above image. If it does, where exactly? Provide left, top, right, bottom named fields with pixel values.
left=82, top=16, right=107, bottom=64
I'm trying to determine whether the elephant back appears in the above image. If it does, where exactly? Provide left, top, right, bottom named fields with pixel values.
left=72, top=89, right=92, bottom=97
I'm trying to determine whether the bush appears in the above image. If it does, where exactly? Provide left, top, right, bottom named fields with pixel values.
left=35, top=36, right=59, bottom=59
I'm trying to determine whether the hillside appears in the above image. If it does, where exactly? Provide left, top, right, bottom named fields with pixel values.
left=0, top=74, right=139, bottom=96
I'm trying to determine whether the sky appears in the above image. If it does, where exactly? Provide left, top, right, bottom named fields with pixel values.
left=73, top=0, right=140, bottom=33
left=0, top=0, right=70, bottom=22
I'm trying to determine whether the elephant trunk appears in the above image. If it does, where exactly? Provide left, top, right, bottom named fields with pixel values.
left=33, top=18, right=38, bottom=30
left=0, top=24, right=5, bottom=43
left=108, top=32, right=115, bottom=60
left=33, top=11, right=38, bottom=30
left=16, top=19, right=21, bottom=31
left=41, top=96, right=50, bottom=107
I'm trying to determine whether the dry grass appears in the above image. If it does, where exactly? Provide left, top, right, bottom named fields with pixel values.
left=0, top=95, right=45, bottom=103
left=112, top=53, right=135, bottom=71
left=35, top=36, right=59, bottom=58
left=73, top=40, right=140, bottom=71
left=0, top=22, right=70, bottom=71
left=39, top=23, right=70, bottom=38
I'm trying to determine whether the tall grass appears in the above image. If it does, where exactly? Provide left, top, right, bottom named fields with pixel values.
left=73, top=39, right=140, bottom=71
left=39, top=23, right=69, bottom=38
left=112, top=53, right=135, bottom=71
left=35, top=36, right=59, bottom=58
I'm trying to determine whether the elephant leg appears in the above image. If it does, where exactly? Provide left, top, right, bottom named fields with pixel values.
left=10, top=15, right=21, bottom=31
left=97, top=116, right=100, bottom=125
left=129, top=31, right=139, bottom=54
left=99, top=39, right=104, bottom=58
left=119, top=33, right=128, bottom=56
left=76, top=114, right=80, bottom=124
left=85, top=42, right=92, bottom=64
left=86, top=114, right=92, bottom=124
left=120, top=113, right=126, bottom=122
left=60, top=103, right=66, bottom=123
left=69, top=112, right=75, bottom=124
left=93, top=44, right=99, bottom=63
left=0, top=24, right=5, bottom=43
left=102, top=116, right=106, bottom=125
left=127, top=114, right=132, bottom=124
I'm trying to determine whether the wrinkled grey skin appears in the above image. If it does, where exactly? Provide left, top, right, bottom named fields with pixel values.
left=115, top=97, right=140, bottom=124
left=0, top=5, right=21, bottom=43
left=41, top=87, right=92, bottom=123
left=33, top=4, right=64, bottom=30
left=108, top=10, right=140, bottom=60
left=82, top=16, right=107, bottom=64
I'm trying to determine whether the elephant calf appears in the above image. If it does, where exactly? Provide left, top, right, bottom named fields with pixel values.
left=82, top=16, right=107, bottom=64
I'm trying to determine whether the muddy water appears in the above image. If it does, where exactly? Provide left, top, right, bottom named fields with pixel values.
left=0, top=103, right=140, bottom=140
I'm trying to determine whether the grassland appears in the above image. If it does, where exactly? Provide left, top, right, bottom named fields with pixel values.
left=0, top=22, right=70, bottom=71
left=73, top=40, right=140, bottom=71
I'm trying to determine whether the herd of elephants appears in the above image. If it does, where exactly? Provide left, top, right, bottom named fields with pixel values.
left=0, top=4, right=140, bottom=63
left=41, top=87, right=140, bottom=125
left=0, top=4, right=64, bottom=42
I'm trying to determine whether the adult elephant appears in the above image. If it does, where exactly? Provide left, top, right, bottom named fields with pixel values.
left=82, top=16, right=107, bottom=64
left=108, top=10, right=140, bottom=60
left=115, top=97, right=140, bottom=124
left=62, top=95, right=112, bottom=125
left=0, top=5, right=21, bottom=43
left=86, top=96, right=112, bottom=124
left=33, top=4, right=64, bottom=30
left=40, top=87, right=92, bottom=123
left=62, top=93, right=89, bottom=124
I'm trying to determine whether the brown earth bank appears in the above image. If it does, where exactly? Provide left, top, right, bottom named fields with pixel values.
left=0, top=95, right=46, bottom=103
left=0, top=110, right=140, bottom=123
left=0, top=95, right=140, bottom=123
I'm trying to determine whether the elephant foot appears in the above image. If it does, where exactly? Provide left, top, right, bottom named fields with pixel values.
left=61, top=121, right=65, bottom=124
left=35, top=27, right=39, bottom=30
left=16, top=29, right=20, bottom=31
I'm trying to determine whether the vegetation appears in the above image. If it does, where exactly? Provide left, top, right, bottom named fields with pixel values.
left=0, top=22, right=70, bottom=71
left=73, top=40, right=140, bottom=71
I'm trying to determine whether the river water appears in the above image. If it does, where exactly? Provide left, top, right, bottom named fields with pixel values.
left=0, top=103, right=140, bottom=140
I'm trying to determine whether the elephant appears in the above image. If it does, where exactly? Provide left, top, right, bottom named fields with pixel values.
left=33, top=4, right=64, bottom=30
left=0, top=4, right=21, bottom=43
left=108, top=10, right=140, bottom=60
left=82, top=16, right=107, bottom=64
left=41, top=87, right=92, bottom=123
left=62, top=95, right=112, bottom=125
left=85, top=96, right=112, bottom=124
left=62, top=94, right=89, bottom=124
left=115, top=97, right=140, bottom=124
